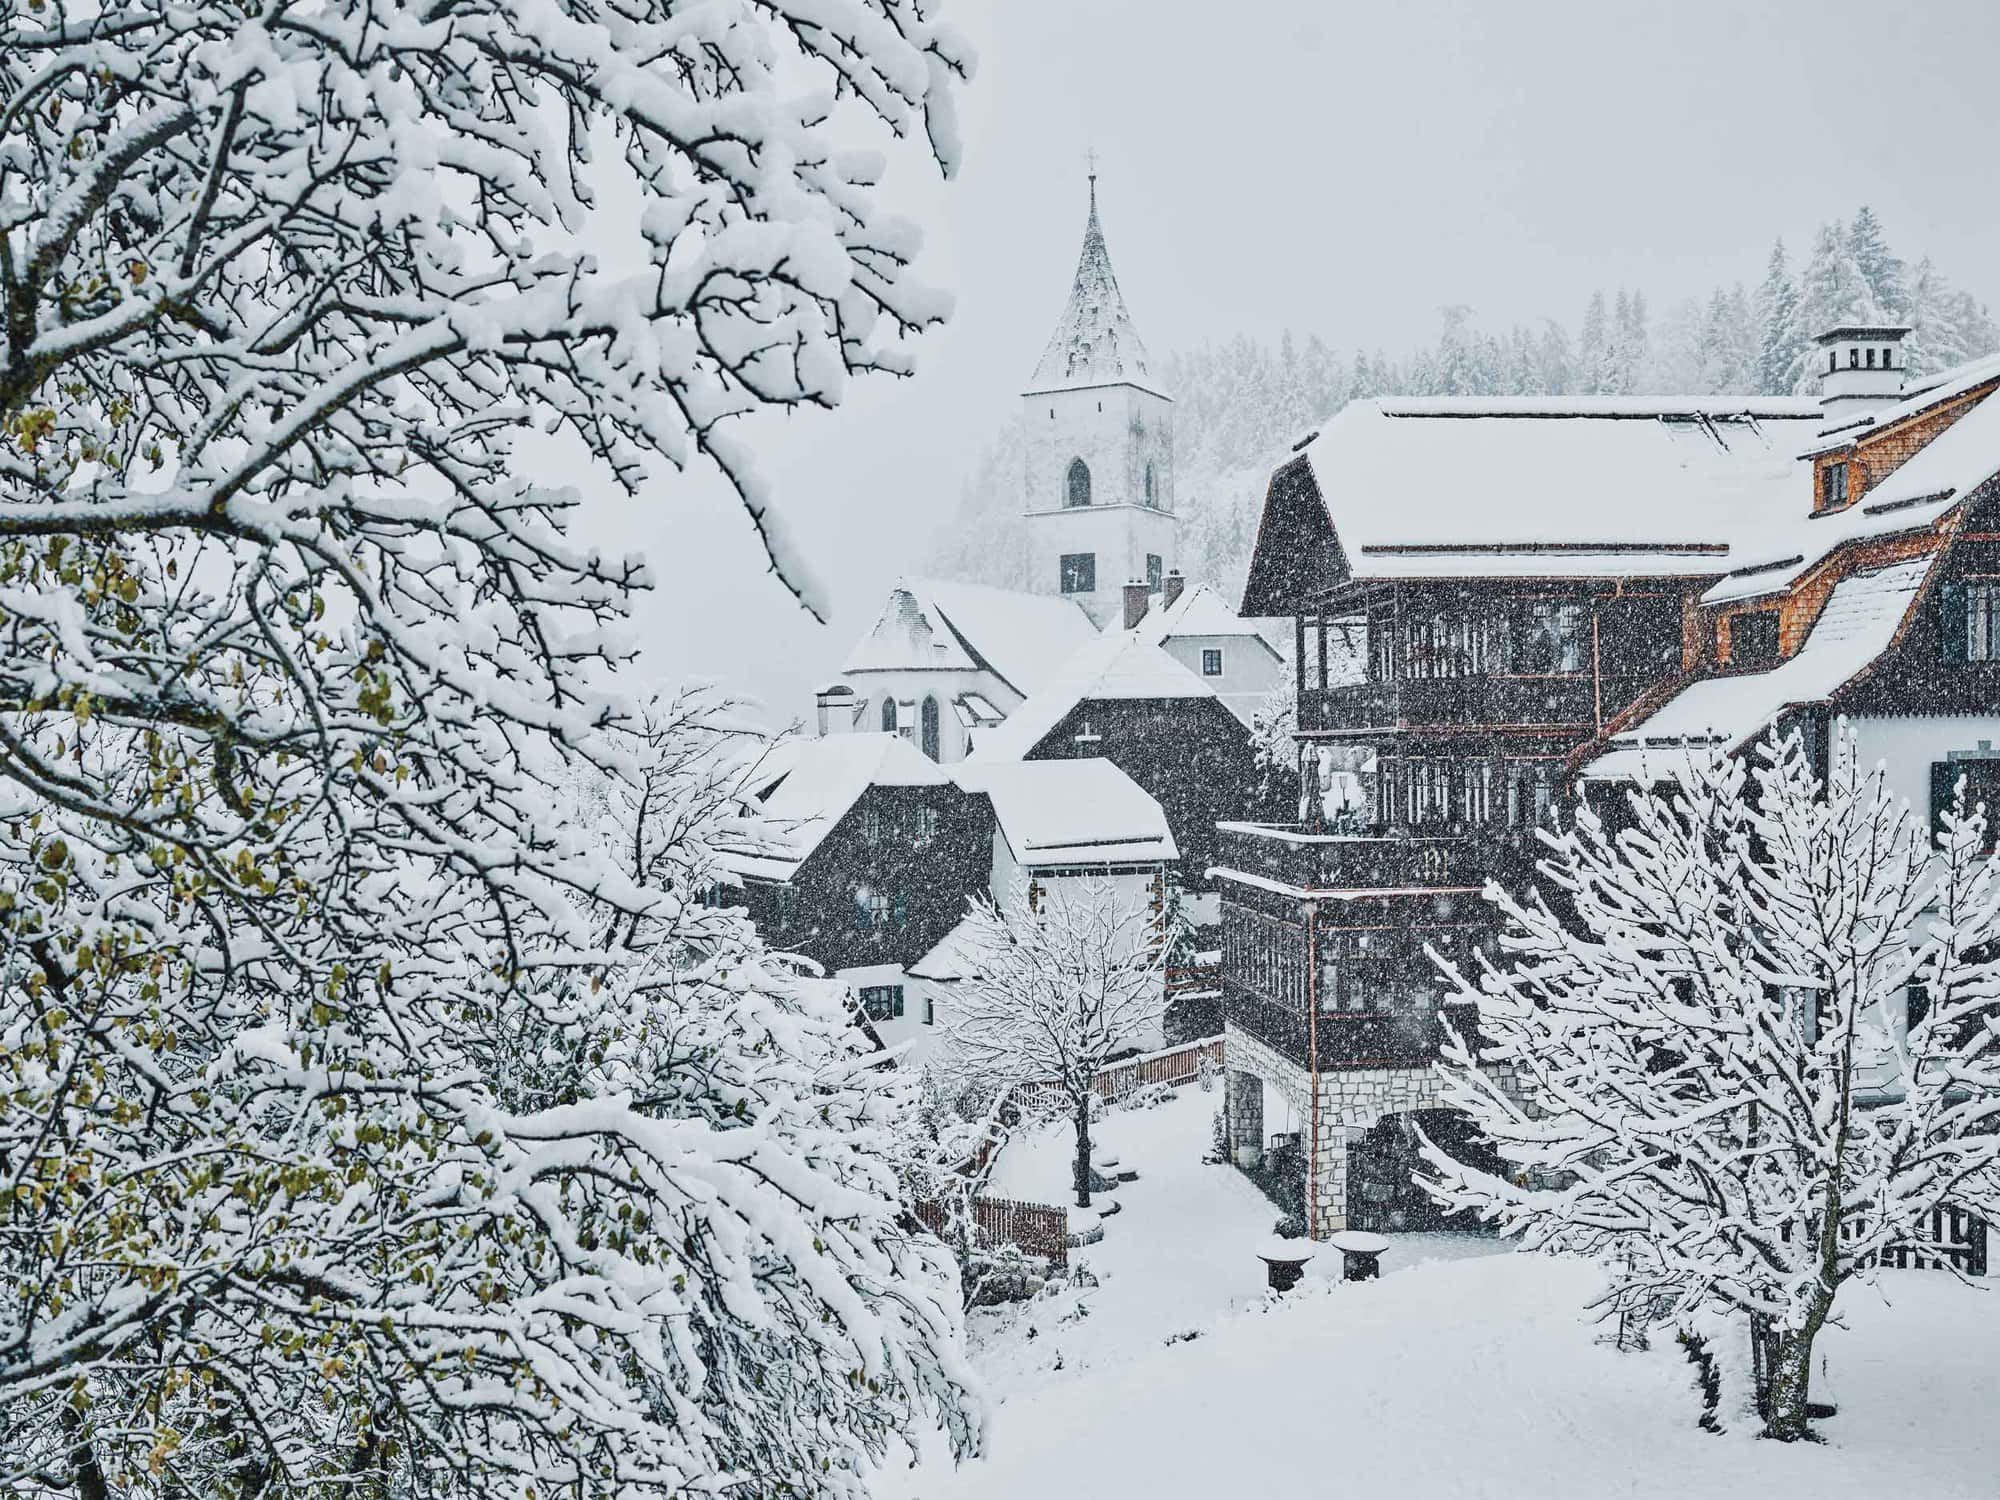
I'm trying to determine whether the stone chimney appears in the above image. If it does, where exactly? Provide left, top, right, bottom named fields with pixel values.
left=1161, top=569, right=1185, bottom=611
left=1816, top=325, right=1911, bottom=430
left=1122, top=578, right=1151, bottom=631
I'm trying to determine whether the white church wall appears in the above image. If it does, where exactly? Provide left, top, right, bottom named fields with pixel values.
left=825, top=668, right=1021, bottom=763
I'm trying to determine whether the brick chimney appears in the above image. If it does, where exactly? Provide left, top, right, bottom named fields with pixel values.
left=1161, top=569, right=1185, bottom=611
left=1816, top=325, right=1910, bottom=431
left=1122, top=578, right=1151, bottom=631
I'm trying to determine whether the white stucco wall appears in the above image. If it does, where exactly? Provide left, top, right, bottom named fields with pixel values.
left=824, top=666, right=1021, bottom=763
left=1849, top=714, right=2000, bottom=824
left=1022, top=382, right=1179, bottom=626
left=1159, top=631, right=1283, bottom=723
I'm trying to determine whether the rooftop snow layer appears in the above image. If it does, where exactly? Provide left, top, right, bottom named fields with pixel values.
left=719, top=733, right=948, bottom=881
left=967, top=632, right=1217, bottom=764
left=1297, top=398, right=1825, bottom=582
left=1701, top=386, right=2000, bottom=605
left=1025, top=185, right=1157, bottom=395
left=840, top=578, right=1100, bottom=699
left=1804, top=347, right=2000, bottom=455
left=1129, top=579, right=1277, bottom=648
left=955, top=758, right=1178, bottom=867
left=1584, top=559, right=1932, bottom=785
left=908, top=914, right=987, bottom=983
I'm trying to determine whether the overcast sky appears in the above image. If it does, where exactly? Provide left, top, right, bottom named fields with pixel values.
left=567, top=0, right=2000, bottom=727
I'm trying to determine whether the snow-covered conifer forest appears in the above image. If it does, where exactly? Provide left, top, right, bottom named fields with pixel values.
left=6, top=2, right=2000, bottom=1498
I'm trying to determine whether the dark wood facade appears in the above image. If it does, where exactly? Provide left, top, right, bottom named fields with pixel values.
left=1021, top=694, right=1272, bottom=894
left=737, top=783, right=994, bottom=976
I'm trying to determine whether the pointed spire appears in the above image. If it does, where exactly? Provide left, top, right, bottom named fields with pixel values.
left=1027, top=167, right=1151, bottom=391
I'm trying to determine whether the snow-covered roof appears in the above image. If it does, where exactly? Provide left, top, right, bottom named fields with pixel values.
left=1805, top=347, right=2000, bottom=455
left=720, top=733, right=949, bottom=881
left=1583, top=559, right=1934, bottom=785
left=1129, top=580, right=1279, bottom=651
left=1702, top=386, right=2000, bottom=606
left=908, top=914, right=987, bottom=983
left=966, top=632, right=1217, bottom=764
left=840, top=578, right=1100, bottom=699
left=955, top=758, right=1178, bottom=868
left=1293, top=398, right=1825, bottom=583
left=1025, top=182, right=1159, bottom=396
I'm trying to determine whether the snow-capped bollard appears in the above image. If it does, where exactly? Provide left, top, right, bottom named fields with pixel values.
left=1257, top=1236, right=1318, bottom=1293
left=1328, top=1229, right=1389, bottom=1282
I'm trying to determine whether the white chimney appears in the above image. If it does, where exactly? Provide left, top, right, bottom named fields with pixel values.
left=1816, top=325, right=1911, bottom=431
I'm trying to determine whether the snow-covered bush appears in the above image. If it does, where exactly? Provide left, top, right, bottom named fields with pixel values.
left=0, top=4, right=975, bottom=1494
left=1422, top=728, right=2000, bottom=1440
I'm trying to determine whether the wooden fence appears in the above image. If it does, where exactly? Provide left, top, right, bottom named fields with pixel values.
left=913, top=1194, right=1070, bottom=1269
left=1872, top=1205, right=1988, bottom=1275
left=1014, top=1035, right=1226, bottom=1115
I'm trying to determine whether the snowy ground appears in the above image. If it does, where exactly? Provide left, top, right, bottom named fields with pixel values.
left=884, top=1083, right=2000, bottom=1500
left=973, top=1083, right=1502, bottom=1397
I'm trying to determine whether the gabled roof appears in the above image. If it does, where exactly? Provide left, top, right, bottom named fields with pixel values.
left=1704, top=382, right=2000, bottom=605
left=1025, top=181, right=1159, bottom=396
left=1806, top=348, right=2000, bottom=454
left=1130, top=580, right=1281, bottom=654
left=840, top=578, right=1100, bottom=699
left=965, top=632, right=1218, bottom=764
left=909, top=914, right=987, bottom=983
left=720, top=733, right=949, bottom=882
left=1254, top=399, right=1824, bottom=601
left=955, top=758, right=1178, bottom=868
left=1582, top=559, right=1934, bottom=785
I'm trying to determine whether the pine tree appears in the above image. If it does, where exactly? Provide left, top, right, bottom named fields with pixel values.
left=1578, top=290, right=1610, bottom=395
left=1847, top=205, right=1908, bottom=318
left=1755, top=239, right=1803, bottom=395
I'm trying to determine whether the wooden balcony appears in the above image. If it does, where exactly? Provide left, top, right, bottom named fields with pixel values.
left=1224, top=986, right=1484, bottom=1073
left=1213, top=822, right=1496, bottom=895
left=1300, top=675, right=1604, bottom=734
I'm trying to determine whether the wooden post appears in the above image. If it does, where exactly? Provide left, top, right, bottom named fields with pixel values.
left=1305, top=900, right=1320, bottom=1238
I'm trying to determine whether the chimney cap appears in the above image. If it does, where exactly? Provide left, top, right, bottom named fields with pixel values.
left=1813, top=325, right=1911, bottom=346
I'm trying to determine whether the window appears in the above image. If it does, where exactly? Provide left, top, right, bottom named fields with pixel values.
left=1865, top=347, right=1876, bottom=369
left=1144, top=463, right=1158, bottom=507
left=1849, top=347, right=1860, bottom=369
left=1060, top=552, right=1096, bottom=594
left=1065, top=457, right=1092, bottom=508
left=859, top=807, right=883, bottom=843
left=1729, top=612, right=1780, bottom=669
left=1505, top=761, right=1557, bottom=829
left=880, top=697, right=898, bottom=733
left=1955, top=581, right=2000, bottom=662
left=859, top=984, right=905, bottom=1022
left=910, top=805, right=938, bottom=846
left=1931, top=759, right=2000, bottom=851
left=1502, top=600, right=1585, bottom=675
left=854, top=891, right=889, bottom=930
left=1146, top=553, right=1163, bottom=591
left=1202, top=648, right=1224, bottom=677
left=1820, top=461, right=1849, bottom=510
left=920, top=696, right=941, bottom=761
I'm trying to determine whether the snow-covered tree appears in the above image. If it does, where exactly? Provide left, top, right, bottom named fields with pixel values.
left=1421, top=729, right=2000, bottom=1441
left=1754, top=239, right=1804, bottom=396
left=942, top=879, right=1166, bottom=1208
left=0, top=4, right=974, bottom=1496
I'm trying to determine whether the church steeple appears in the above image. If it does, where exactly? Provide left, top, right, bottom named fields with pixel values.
left=1028, top=169, right=1153, bottom=392
left=1018, top=163, right=1177, bottom=629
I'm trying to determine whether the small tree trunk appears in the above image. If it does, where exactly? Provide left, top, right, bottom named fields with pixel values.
left=1761, top=1288, right=1834, bottom=1442
left=1073, top=1097, right=1093, bottom=1209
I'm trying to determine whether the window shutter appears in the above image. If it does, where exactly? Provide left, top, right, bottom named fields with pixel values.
left=1939, top=580, right=1969, bottom=663
left=1931, top=760, right=1958, bottom=836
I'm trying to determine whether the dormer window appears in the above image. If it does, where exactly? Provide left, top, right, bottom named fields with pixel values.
left=1820, top=461, right=1849, bottom=511
left=1729, top=612, right=1779, bottom=669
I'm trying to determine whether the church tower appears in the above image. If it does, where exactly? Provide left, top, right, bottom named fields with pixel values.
left=1022, top=170, right=1177, bottom=628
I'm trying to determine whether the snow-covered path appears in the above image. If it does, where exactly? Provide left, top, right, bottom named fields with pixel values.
left=972, top=1082, right=1501, bottom=1397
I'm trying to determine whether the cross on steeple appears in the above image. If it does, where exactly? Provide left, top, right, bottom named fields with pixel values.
left=1083, top=145, right=1098, bottom=209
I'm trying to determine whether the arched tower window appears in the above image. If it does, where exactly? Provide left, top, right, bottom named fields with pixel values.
left=1144, top=462, right=1157, bottom=508
left=1065, top=458, right=1092, bottom=508
left=920, top=697, right=941, bottom=762
left=880, top=698, right=898, bottom=733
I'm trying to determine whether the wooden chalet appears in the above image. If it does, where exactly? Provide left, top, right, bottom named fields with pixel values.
left=1224, top=331, right=2000, bottom=1239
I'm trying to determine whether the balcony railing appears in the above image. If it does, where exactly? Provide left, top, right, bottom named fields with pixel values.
left=1214, top=822, right=1498, bottom=894
left=1223, top=987, right=1484, bottom=1072
left=1300, top=675, right=1603, bottom=733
